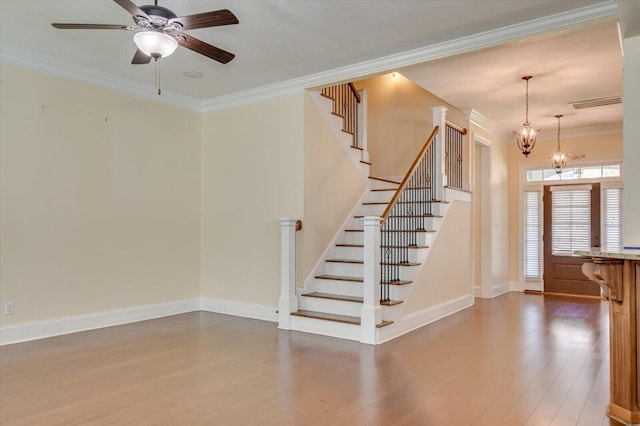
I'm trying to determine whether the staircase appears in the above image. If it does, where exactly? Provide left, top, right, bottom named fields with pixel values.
left=279, top=83, right=469, bottom=344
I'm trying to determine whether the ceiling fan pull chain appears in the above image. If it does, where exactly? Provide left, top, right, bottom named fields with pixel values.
left=155, top=58, right=161, bottom=96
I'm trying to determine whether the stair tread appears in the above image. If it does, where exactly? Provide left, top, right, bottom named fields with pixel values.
left=292, top=310, right=395, bottom=328
left=381, top=300, right=403, bottom=306
left=380, top=262, right=421, bottom=266
left=381, top=229, right=436, bottom=233
left=326, top=258, right=363, bottom=264
left=385, top=214, right=443, bottom=218
left=381, top=280, right=413, bottom=285
left=292, top=310, right=360, bottom=325
left=345, top=229, right=364, bottom=232
left=381, top=245, right=429, bottom=249
left=351, top=145, right=364, bottom=151
left=336, top=243, right=363, bottom=248
left=369, top=176, right=401, bottom=185
left=315, top=274, right=363, bottom=283
left=302, top=292, right=363, bottom=303
left=360, top=160, right=372, bottom=165
left=363, top=201, right=444, bottom=205
left=371, top=189, right=397, bottom=192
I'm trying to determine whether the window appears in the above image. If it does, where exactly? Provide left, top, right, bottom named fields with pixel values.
left=524, top=191, right=541, bottom=279
left=551, top=188, right=591, bottom=254
left=603, top=187, right=622, bottom=251
left=526, top=164, right=621, bottom=182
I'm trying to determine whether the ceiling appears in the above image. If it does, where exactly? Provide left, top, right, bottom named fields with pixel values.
left=402, top=20, right=623, bottom=141
left=0, top=0, right=626, bottom=139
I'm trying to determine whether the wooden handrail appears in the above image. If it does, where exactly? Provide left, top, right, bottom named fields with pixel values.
left=348, top=82, right=361, bottom=103
left=445, top=120, right=467, bottom=135
left=381, top=126, right=440, bottom=223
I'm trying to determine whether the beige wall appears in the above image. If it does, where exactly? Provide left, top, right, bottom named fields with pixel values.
left=302, top=92, right=365, bottom=282
left=622, top=35, right=640, bottom=248
left=404, top=201, right=472, bottom=313
left=200, top=94, right=304, bottom=307
left=0, top=64, right=202, bottom=326
left=355, top=73, right=468, bottom=178
left=506, top=133, right=624, bottom=283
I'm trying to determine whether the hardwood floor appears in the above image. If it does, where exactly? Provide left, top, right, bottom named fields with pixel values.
left=0, top=293, right=622, bottom=425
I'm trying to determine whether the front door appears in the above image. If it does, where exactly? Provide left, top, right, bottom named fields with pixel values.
left=543, top=184, right=601, bottom=296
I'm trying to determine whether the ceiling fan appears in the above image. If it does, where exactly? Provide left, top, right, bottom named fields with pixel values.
left=51, top=0, right=238, bottom=64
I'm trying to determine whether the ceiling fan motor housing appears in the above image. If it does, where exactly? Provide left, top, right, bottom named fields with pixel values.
left=136, top=5, right=180, bottom=30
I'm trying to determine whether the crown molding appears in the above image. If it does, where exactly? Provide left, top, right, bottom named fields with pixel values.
left=461, top=108, right=495, bottom=134
left=0, top=43, right=202, bottom=113
left=1, top=2, right=618, bottom=114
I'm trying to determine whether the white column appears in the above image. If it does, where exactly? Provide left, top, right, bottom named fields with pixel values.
left=278, top=218, right=300, bottom=330
left=358, top=89, right=370, bottom=163
left=622, top=35, right=640, bottom=248
left=361, top=216, right=381, bottom=344
left=432, top=106, right=448, bottom=201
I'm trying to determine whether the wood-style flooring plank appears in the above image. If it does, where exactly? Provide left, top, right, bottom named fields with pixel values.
left=0, top=293, right=624, bottom=426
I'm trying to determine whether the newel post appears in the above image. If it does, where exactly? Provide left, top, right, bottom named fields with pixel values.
left=361, top=216, right=382, bottom=344
left=358, top=89, right=369, bottom=163
left=432, top=106, right=448, bottom=201
left=279, top=218, right=301, bottom=330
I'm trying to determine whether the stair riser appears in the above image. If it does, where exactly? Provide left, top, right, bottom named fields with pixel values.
left=380, top=301, right=405, bottom=321
left=325, top=262, right=364, bottom=277
left=385, top=216, right=438, bottom=230
left=387, top=203, right=441, bottom=216
left=367, top=191, right=396, bottom=203
left=368, top=179, right=399, bottom=191
left=312, top=278, right=362, bottom=297
left=381, top=232, right=433, bottom=247
left=361, top=204, right=387, bottom=216
left=342, top=232, right=364, bottom=245
left=379, top=265, right=416, bottom=281
left=335, top=246, right=364, bottom=260
left=299, top=297, right=362, bottom=317
left=385, top=284, right=413, bottom=302
left=290, top=315, right=360, bottom=342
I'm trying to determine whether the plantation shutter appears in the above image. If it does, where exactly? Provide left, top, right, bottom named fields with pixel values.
left=524, top=191, right=541, bottom=279
left=551, top=187, right=591, bottom=254
left=603, top=187, right=622, bottom=251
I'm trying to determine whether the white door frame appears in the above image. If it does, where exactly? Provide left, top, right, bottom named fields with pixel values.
left=473, top=134, right=493, bottom=299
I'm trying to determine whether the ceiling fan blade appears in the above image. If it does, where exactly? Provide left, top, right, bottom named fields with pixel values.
left=178, top=33, right=235, bottom=64
left=169, top=9, right=239, bottom=31
left=113, top=0, right=150, bottom=19
left=131, top=49, right=151, bottom=64
left=52, top=23, right=131, bottom=30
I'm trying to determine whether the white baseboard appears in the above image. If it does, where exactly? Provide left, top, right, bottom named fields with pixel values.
left=200, top=298, right=278, bottom=323
left=377, top=293, right=474, bottom=344
left=0, top=298, right=200, bottom=346
left=475, top=281, right=520, bottom=299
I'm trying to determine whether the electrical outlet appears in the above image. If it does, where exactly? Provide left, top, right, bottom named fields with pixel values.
left=4, top=301, right=15, bottom=315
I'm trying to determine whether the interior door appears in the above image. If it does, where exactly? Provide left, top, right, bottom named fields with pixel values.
left=543, top=183, right=601, bottom=296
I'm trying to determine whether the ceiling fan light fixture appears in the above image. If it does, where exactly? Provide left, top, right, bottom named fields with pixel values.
left=134, top=31, right=178, bottom=59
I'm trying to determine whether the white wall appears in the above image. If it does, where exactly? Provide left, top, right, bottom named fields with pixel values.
left=200, top=94, right=304, bottom=309
left=622, top=35, right=640, bottom=248
left=0, top=63, right=202, bottom=326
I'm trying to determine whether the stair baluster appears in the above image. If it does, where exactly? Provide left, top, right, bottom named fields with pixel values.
left=379, top=127, right=440, bottom=301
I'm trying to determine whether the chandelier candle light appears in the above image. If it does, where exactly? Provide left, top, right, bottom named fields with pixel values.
left=514, top=76, right=541, bottom=157
left=550, top=114, right=568, bottom=174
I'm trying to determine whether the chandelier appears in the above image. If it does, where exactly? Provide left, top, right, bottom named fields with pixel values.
left=550, top=114, right=568, bottom=174
left=513, top=76, right=541, bottom=157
